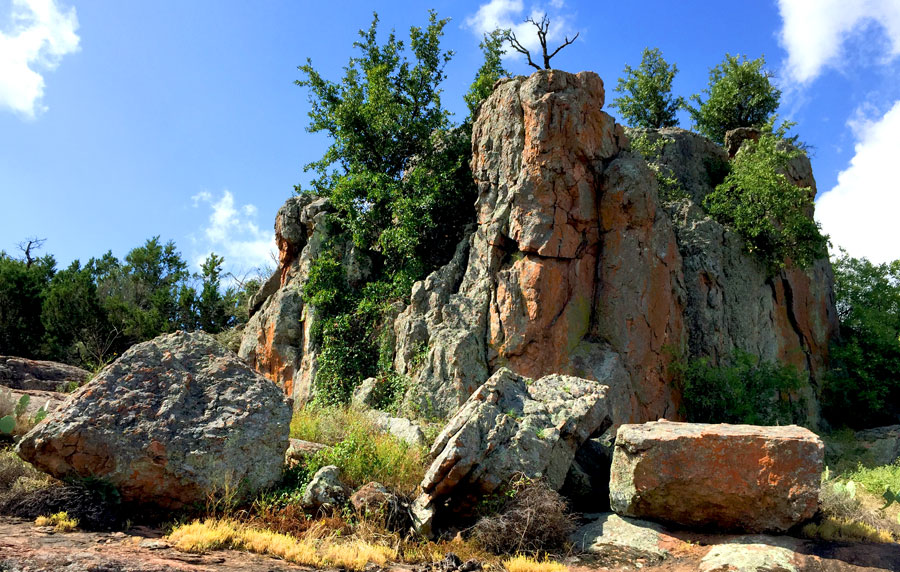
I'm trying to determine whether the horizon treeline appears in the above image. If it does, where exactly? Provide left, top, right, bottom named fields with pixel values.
left=0, top=237, right=262, bottom=370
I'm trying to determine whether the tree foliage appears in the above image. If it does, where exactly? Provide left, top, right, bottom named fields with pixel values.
left=703, top=128, right=827, bottom=271
left=296, top=11, right=500, bottom=403
left=825, top=251, right=900, bottom=428
left=464, top=29, right=510, bottom=119
left=610, top=47, right=683, bottom=128
left=687, top=54, right=780, bottom=144
left=0, top=237, right=252, bottom=369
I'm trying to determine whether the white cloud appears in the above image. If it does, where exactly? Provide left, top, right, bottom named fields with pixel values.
left=777, top=0, right=900, bottom=84
left=191, top=190, right=276, bottom=277
left=0, top=0, right=80, bottom=117
left=465, top=0, right=579, bottom=65
left=815, top=101, right=900, bottom=263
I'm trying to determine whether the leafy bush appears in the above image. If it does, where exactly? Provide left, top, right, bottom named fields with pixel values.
left=824, top=252, right=900, bottom=428
left=611, top=47, right=683, bottom=128
left=673, top=350, right=809, bottom=425
left=471, top=477, right=574, bottom=555
left=686, top=54, right=780, bottom=144
left=703, top=129, right=827, bottom=271
left=630, top=132, right=687, bottom=201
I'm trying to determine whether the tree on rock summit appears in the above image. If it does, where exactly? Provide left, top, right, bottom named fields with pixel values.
left=610, top=47, right=683, bottom=129
left=687, top=54, right=780, bottom=144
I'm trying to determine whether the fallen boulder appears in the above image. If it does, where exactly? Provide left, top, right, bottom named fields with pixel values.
left=0, top=357, right=89, bottom=392
left=285, top=438, right=328, bottom=466
left=369, top=410, right=426, bottom=447
left=350, top=481, right=407, bottom=529
left=16, top=331, right=292, bottom=508
left=609, top=421, right=823, bottom=532
left=412, top=368, right=610, bottom=536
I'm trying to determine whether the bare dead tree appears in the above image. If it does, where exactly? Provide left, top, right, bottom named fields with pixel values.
left=17, top=237, right=46, bottom=267
left=504, top=15, right=579, bottom=70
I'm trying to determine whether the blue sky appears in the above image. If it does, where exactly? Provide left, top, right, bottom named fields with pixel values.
left=1, top=0, right=899, bottom=280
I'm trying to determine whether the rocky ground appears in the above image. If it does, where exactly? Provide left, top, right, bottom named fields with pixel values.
left=2, top=516, right=900, bottom=572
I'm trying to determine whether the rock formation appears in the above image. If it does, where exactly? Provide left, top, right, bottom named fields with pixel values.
left=242, top=69, right=837, bottom=427
left=608, top=421, right=823, bottom=532
left=391, top=70, right=837, bottom=424
left=412, top=367, right=610, bottom=535
left=17, top=331, right=291, bottom=508
left=238, top=195, right=370, bottom=406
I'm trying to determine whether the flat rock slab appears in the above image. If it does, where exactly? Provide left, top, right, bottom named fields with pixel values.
left=572, top=513, right=689, bottom=564
left=699, top=536, right=802, bottom=572
left=0, top=357, right=90, bottom=392
left=609, top=421, right=823, bottom=532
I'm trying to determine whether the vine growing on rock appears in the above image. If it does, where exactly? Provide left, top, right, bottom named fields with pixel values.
left=296, top=13, right=508, bottom=404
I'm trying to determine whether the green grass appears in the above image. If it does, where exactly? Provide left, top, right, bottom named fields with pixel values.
left=290, top=405, right=427, bottom=496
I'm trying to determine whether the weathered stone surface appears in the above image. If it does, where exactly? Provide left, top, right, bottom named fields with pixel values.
left=302, top=465, right=349, bottom=512
left=285, top=438, right=327, bottom=466
left=609, top=421, right=823, bottom=532
left=17, top=331, right=291, bottom=508
left=239, top=195, right=371, bottom=407
left=699, top=536, right=802, bottom=572
left=0, top=357, right=90, bottom=392
left=412, top=368, right=610, bottom=536
left=572, top=513, right=687, bottom=564
left=392, top=72, right=836, bottom=427
left=351, top=377, right=380, bottom=409
left=368, top=410, right=426, bottom=447
left=349, top=481, right=407, bottom=529
left=826, top=425, right=900, bottom=468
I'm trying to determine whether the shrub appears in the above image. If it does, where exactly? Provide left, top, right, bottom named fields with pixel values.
left=471, top=477, right=575, bottom=555
left=673, top=350, right=809, bottom=425
left=703, top=128, right=827, bottom=271
left=686, top=54, right=780, bottom=144
left=611, top=47, right=683, bottom=129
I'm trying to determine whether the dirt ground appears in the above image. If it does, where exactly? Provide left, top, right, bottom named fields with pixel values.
left=2, top=516, right=900, bottom=572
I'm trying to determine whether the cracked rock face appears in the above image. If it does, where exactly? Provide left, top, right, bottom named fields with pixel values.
left=412, top=367, right=610, bottom=536
left=17, top=331, right=291, bottom=508
left=392, top=71, right=837, bottom=425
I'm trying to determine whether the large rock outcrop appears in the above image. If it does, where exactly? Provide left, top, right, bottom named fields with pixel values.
left=608, top=421, right=823, bottom=532
left=238, top=195, right=370, bottom=407
left=391, top=70, right=837, bottom=424
left=17, top=331, right=291, bottom=508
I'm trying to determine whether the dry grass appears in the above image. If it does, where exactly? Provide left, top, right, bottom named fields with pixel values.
left=167, top=518, right=398, bottom=571
left=0, top=448, right=56, bottom=506
left=802, top=517, right=894, bottom=543
left=502, top=555, right=568, bottom=572
left=34, top=511, right=79, bottom=532
left=290, top=404, right=427, bottom=495
left=472, top=478, right=575, bottom=555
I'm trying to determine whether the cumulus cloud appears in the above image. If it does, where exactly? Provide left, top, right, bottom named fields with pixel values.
left=465, top=0, right=579, bottom=64
left=815, top=101, right=900, bottom=263
left=777, top=0, right=900, bottom=84
left=191, top=190, right=276, bottom=278
left=0, top=0, right=80, bottom=117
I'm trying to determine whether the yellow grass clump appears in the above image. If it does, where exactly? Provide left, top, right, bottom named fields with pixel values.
left=802, top=517, right=894, bottom=543
left=502, top=555, right=568, bottom=572
left=167, top=518, right=397, bottom=571
left=35, top=511, right=78, bottom=532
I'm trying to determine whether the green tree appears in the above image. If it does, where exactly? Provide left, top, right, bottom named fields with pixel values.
left=825, top=251, right=900, bottom=428
left=703, top=127, right=827, bottom=270
left=195, top=253, right=239, bottom=333
left=41, top=260, right=114, bottom=366
left=610, top=47, right=684, bottom=128
left=464, top=29, right=510, bottom=119
left=687, top=54, right=780, bottom=144
left=0, top=251, right=55, bottom=358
